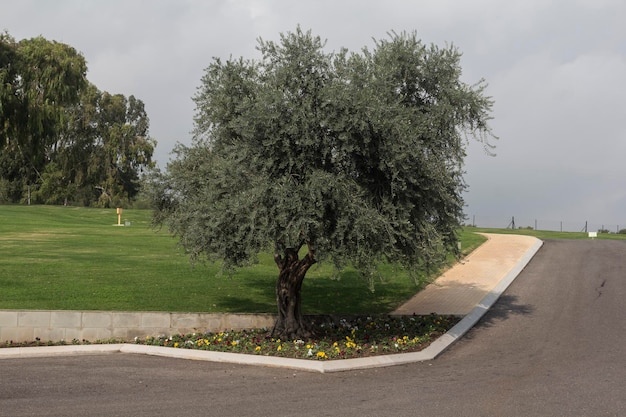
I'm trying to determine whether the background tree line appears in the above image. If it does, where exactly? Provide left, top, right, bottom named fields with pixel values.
left=0, top=31, right=155, bottom=207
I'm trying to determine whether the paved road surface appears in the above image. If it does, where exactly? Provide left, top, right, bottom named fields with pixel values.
left=1, top=239, right=624, bottom=416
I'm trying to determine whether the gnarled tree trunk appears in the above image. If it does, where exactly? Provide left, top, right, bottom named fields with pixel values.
left=272, top=246, right=316, bottom=340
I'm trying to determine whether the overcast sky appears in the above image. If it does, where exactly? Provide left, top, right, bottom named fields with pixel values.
left=2, top=0, right=625, bottom=231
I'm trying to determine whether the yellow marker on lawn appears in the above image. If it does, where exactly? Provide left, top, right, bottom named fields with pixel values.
left=116, top=208, right=123, bottom=226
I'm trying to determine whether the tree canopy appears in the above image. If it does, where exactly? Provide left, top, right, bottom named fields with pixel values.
left=0, top=32, right=156, bottom=206
left=153, top=28, right=496, bottom=339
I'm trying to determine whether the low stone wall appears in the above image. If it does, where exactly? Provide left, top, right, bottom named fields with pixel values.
left=0, top=310, right=276, bottom=343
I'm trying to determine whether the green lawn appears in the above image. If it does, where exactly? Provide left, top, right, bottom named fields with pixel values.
left=0, top=205, right=486, bottom=314
left=469, top=226, right=626, bottom=241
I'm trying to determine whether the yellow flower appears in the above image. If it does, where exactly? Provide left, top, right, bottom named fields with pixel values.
left=306, top=344, right=312, bottom=349
left=333, top=342, right=338, bottom=347
left=173, top=342, right=179, bottom=348
left=316, top=351, right=327, bottom=359
left=277, top=345, right=282, bottom=351
left=255, top=346, right=261, bottom=351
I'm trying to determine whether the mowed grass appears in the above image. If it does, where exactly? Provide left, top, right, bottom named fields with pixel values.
left=0, top=205, right=485, bottom=314
left=469, top=226, right=626, bottom=241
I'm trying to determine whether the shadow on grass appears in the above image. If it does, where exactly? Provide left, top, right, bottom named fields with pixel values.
left=214, top=269, right=422, bottom=315
left=303, top=269, right=423, bottom=315
left=216, top=295, right=277, bottom=314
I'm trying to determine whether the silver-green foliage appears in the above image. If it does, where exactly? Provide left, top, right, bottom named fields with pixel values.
left=157, top=28, right=496, bottom=283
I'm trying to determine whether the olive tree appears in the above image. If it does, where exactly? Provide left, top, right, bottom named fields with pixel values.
left=154, top=28, right=496, bottom=339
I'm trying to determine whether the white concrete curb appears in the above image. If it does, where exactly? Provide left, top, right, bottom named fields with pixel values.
left=0, top=343, right=123, bottom=358
left=0, top=237, right=543, bottom=373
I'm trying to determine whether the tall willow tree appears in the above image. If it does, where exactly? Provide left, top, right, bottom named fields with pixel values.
left=1, top=33, right=155, bottom=206
left=0, top=34, right=87, bottom=200
left=154, top=28, right=496, bottom=339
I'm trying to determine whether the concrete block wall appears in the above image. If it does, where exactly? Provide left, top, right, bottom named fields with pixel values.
left=0, top=310, right=276, bottom=343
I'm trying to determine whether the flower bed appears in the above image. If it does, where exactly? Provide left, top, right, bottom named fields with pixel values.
left=1, top=314, right=460, bottom=360
left=134, top=314, right=460, bottom=360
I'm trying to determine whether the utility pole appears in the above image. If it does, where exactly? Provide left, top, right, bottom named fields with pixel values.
left=507, top=216, right=516, bottom=229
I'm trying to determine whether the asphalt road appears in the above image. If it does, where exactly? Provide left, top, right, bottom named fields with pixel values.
left=1, top=239, right=625, bottom=417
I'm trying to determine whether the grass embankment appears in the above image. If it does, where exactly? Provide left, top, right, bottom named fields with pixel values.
left=0, top=205, right=489, bottom=314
